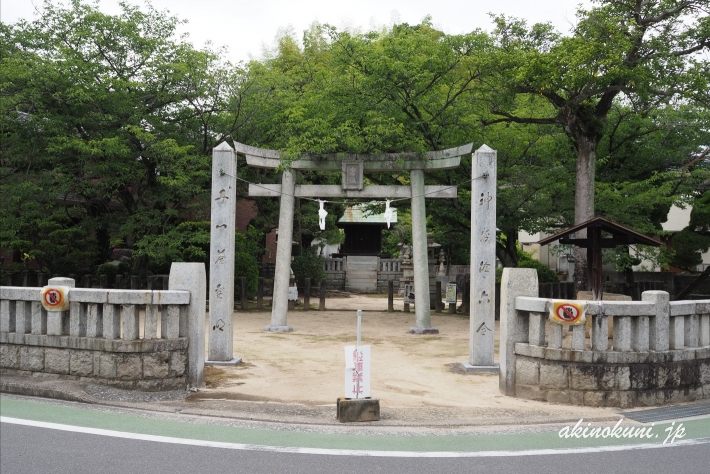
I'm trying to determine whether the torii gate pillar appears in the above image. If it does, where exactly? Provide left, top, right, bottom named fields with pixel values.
left=266, top=170, right=296, bottom=332
left=408, top=169, right=437, bottom=333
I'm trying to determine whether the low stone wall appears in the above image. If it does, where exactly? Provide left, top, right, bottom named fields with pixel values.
left=499, top=268, right=710, bottom=408
left=1, top=333, right=188, bottom=391
left=324, top=271, right=345, bottom=290
left=0, top=262, right=206, bottom=391
left=513, top=346, right=709, bottom=407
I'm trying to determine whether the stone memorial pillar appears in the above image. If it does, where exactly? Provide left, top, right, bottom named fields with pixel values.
left=466, top=145, right=498, bottom=370
left=266, top=169, right=295, bottom=332
left=208, top=143, right=237, bottom=362
left=409, top=169, right=437, bottom=334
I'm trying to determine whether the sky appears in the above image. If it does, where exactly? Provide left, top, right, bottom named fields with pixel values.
left=2, top=0, right=591, bottom=63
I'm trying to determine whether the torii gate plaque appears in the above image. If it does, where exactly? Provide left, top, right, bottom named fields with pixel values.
left=235, top=142, right=472, bottom=333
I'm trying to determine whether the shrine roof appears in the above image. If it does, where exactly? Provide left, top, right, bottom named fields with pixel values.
left=537, top=216, right=661, bottom=247
left=338, top=204, right=397, bottom=225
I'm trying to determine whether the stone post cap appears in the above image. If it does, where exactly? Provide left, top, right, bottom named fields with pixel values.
left=48, top=277, right=75, bottom=288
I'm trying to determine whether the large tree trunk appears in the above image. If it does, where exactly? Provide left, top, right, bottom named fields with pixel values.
left=573, top=136, right=597, bottom=296
left=496, top=229, right=519, bottom=268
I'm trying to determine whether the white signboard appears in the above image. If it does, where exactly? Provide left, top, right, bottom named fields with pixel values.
left=344, top=345, right=370, bottom=398
left=445, top=283, right=457, bottom=304
left=288, top=285, right=298, bottom=301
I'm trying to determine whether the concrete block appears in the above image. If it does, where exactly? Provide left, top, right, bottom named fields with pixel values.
left=44, top=348, right=70, bottom=374
left=569, top=391, right=585, bottom=406
left=546, top=390, right=571, bottom=405
left=86, top=304, right=102, bottom=338
left=669, top=301, right=695, bottom=316
left=528, top=312, right=546, bottom=346
left=107, top=290, right=152, bottom=305
left=19, top=346, right=44, bottom=371
left=143, top=352, right=170, bottom=378
left=499, top=268, right=538, bottom=397
left=15, top=301, right=31, bottom=334
left=635, top=390, right=664, bottom=407
left=515, top=358, right=540, bottom=385
left=514, top=384, right=546, bottom=401
left=655, top=365, right=681, bottom=389
left=602, top=300, right=654, bottom=316
left=600, top=366, right=617, bottom=391
left=669, top=316, right=684, bottom=349
left=548, top=324, right=563, bottom=349
left=605, top=391, right=621, bottom=407
left=570, top=366, right=599, bottom=390
left=144, top=304, right=159, bottom=339
left=613, top=316, right=632, bottom=351
left=540, top=363, right=568, bottom=389
left=700, top=314, right=710, bottom=347
left=102, top=304, right=121, bottom=339
left=1, top=287, right=41, bottom=301
left=48, top=277, right=75, bottom=288
left=337, top=397, right=380, bottom=422
left=71, top=288, right=108, bottom=304
left=70, top=350, right=94, bottom=377
left=644, top=291, right=669, bottom=351
left=170, top=262, right=206, bottom=389
left=170, top=351, right=187, bottom=376
left=590, top=314, right=609, bottom=351
left=151, top=290, right=190, bottom=305
left=30, top=302, right=46, bottom=335
left=617, top=366, right=631, bottom=390
left=668, top=350, right=695, bottom=362
left=685, top=314, right=699, bottom=348
left=1, top=299, right=15, bottom=333
left=98, top=353, right=117, bottom=378
left=0, top=344, right=20, bottom=369
left=513, top=343, right=532, bottom=357
left=529, top=344, right=546, bottom=359
left=631, top=316, right=650, bottom=351
left=630, top=364, right=652, bottom=390
left=583, top=391, right=606, bottom=407
left=69, top=302, right=86, bottom=337
left=93, top=352, right=101, bottom=377
left=161, top=305, right=180, bottom=339
left=46, top=311, right=66, bottom=336
left=700, top=362, right=710, bottom=385
left=696, top=346, right=710, bottom=359
left=121, top=305, right=139, bottom=340
left=695, top=301, right=710, bottom=313
left=116, top=354, right=142, bottom=379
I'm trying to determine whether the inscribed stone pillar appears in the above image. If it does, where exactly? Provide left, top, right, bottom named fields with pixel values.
left=266, top=169, right=295, bottom=332
left=469, top=145, right=497, bottom=367
left=408, top=169, right=437, bottom=334
left=208, top=143, right=236, bottom=361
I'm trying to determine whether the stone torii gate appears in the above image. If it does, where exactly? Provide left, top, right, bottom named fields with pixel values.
left=236, top=142, right=473, bottom=334
left=207, top=142, right=497, bottom=367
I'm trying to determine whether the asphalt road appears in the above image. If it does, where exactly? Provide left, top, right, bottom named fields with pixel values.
left=2, top=396, right=710, bottom=474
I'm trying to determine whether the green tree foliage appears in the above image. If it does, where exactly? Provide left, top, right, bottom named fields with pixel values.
left=483, top=0, right=710, bottom=288
left=0, top=0, right=266, bottom=276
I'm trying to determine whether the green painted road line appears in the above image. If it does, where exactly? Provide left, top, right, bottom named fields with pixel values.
left=2, top=396, right=709, bottom=453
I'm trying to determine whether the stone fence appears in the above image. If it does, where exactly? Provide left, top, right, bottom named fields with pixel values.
left=500, top=268, right=710, bottom=408
left=0, top=263, right=205, bottom=391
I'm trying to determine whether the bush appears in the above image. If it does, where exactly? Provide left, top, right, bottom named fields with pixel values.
left=291, top=254, right=325, bottom=288
left=517, top=256, right=560, bottom=283
left=234, top=251, right=259, bottom=299
left=97, top=262, right=130, bottom=287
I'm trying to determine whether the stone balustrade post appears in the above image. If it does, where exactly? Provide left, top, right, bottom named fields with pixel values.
left=499, top=268, right=538, bottom=396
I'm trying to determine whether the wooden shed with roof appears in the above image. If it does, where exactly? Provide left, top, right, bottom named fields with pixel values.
left=538, top=217, right=662, bottom=300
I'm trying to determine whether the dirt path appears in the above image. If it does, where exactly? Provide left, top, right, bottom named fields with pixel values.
left=199, top=295, right=615, bottom=420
